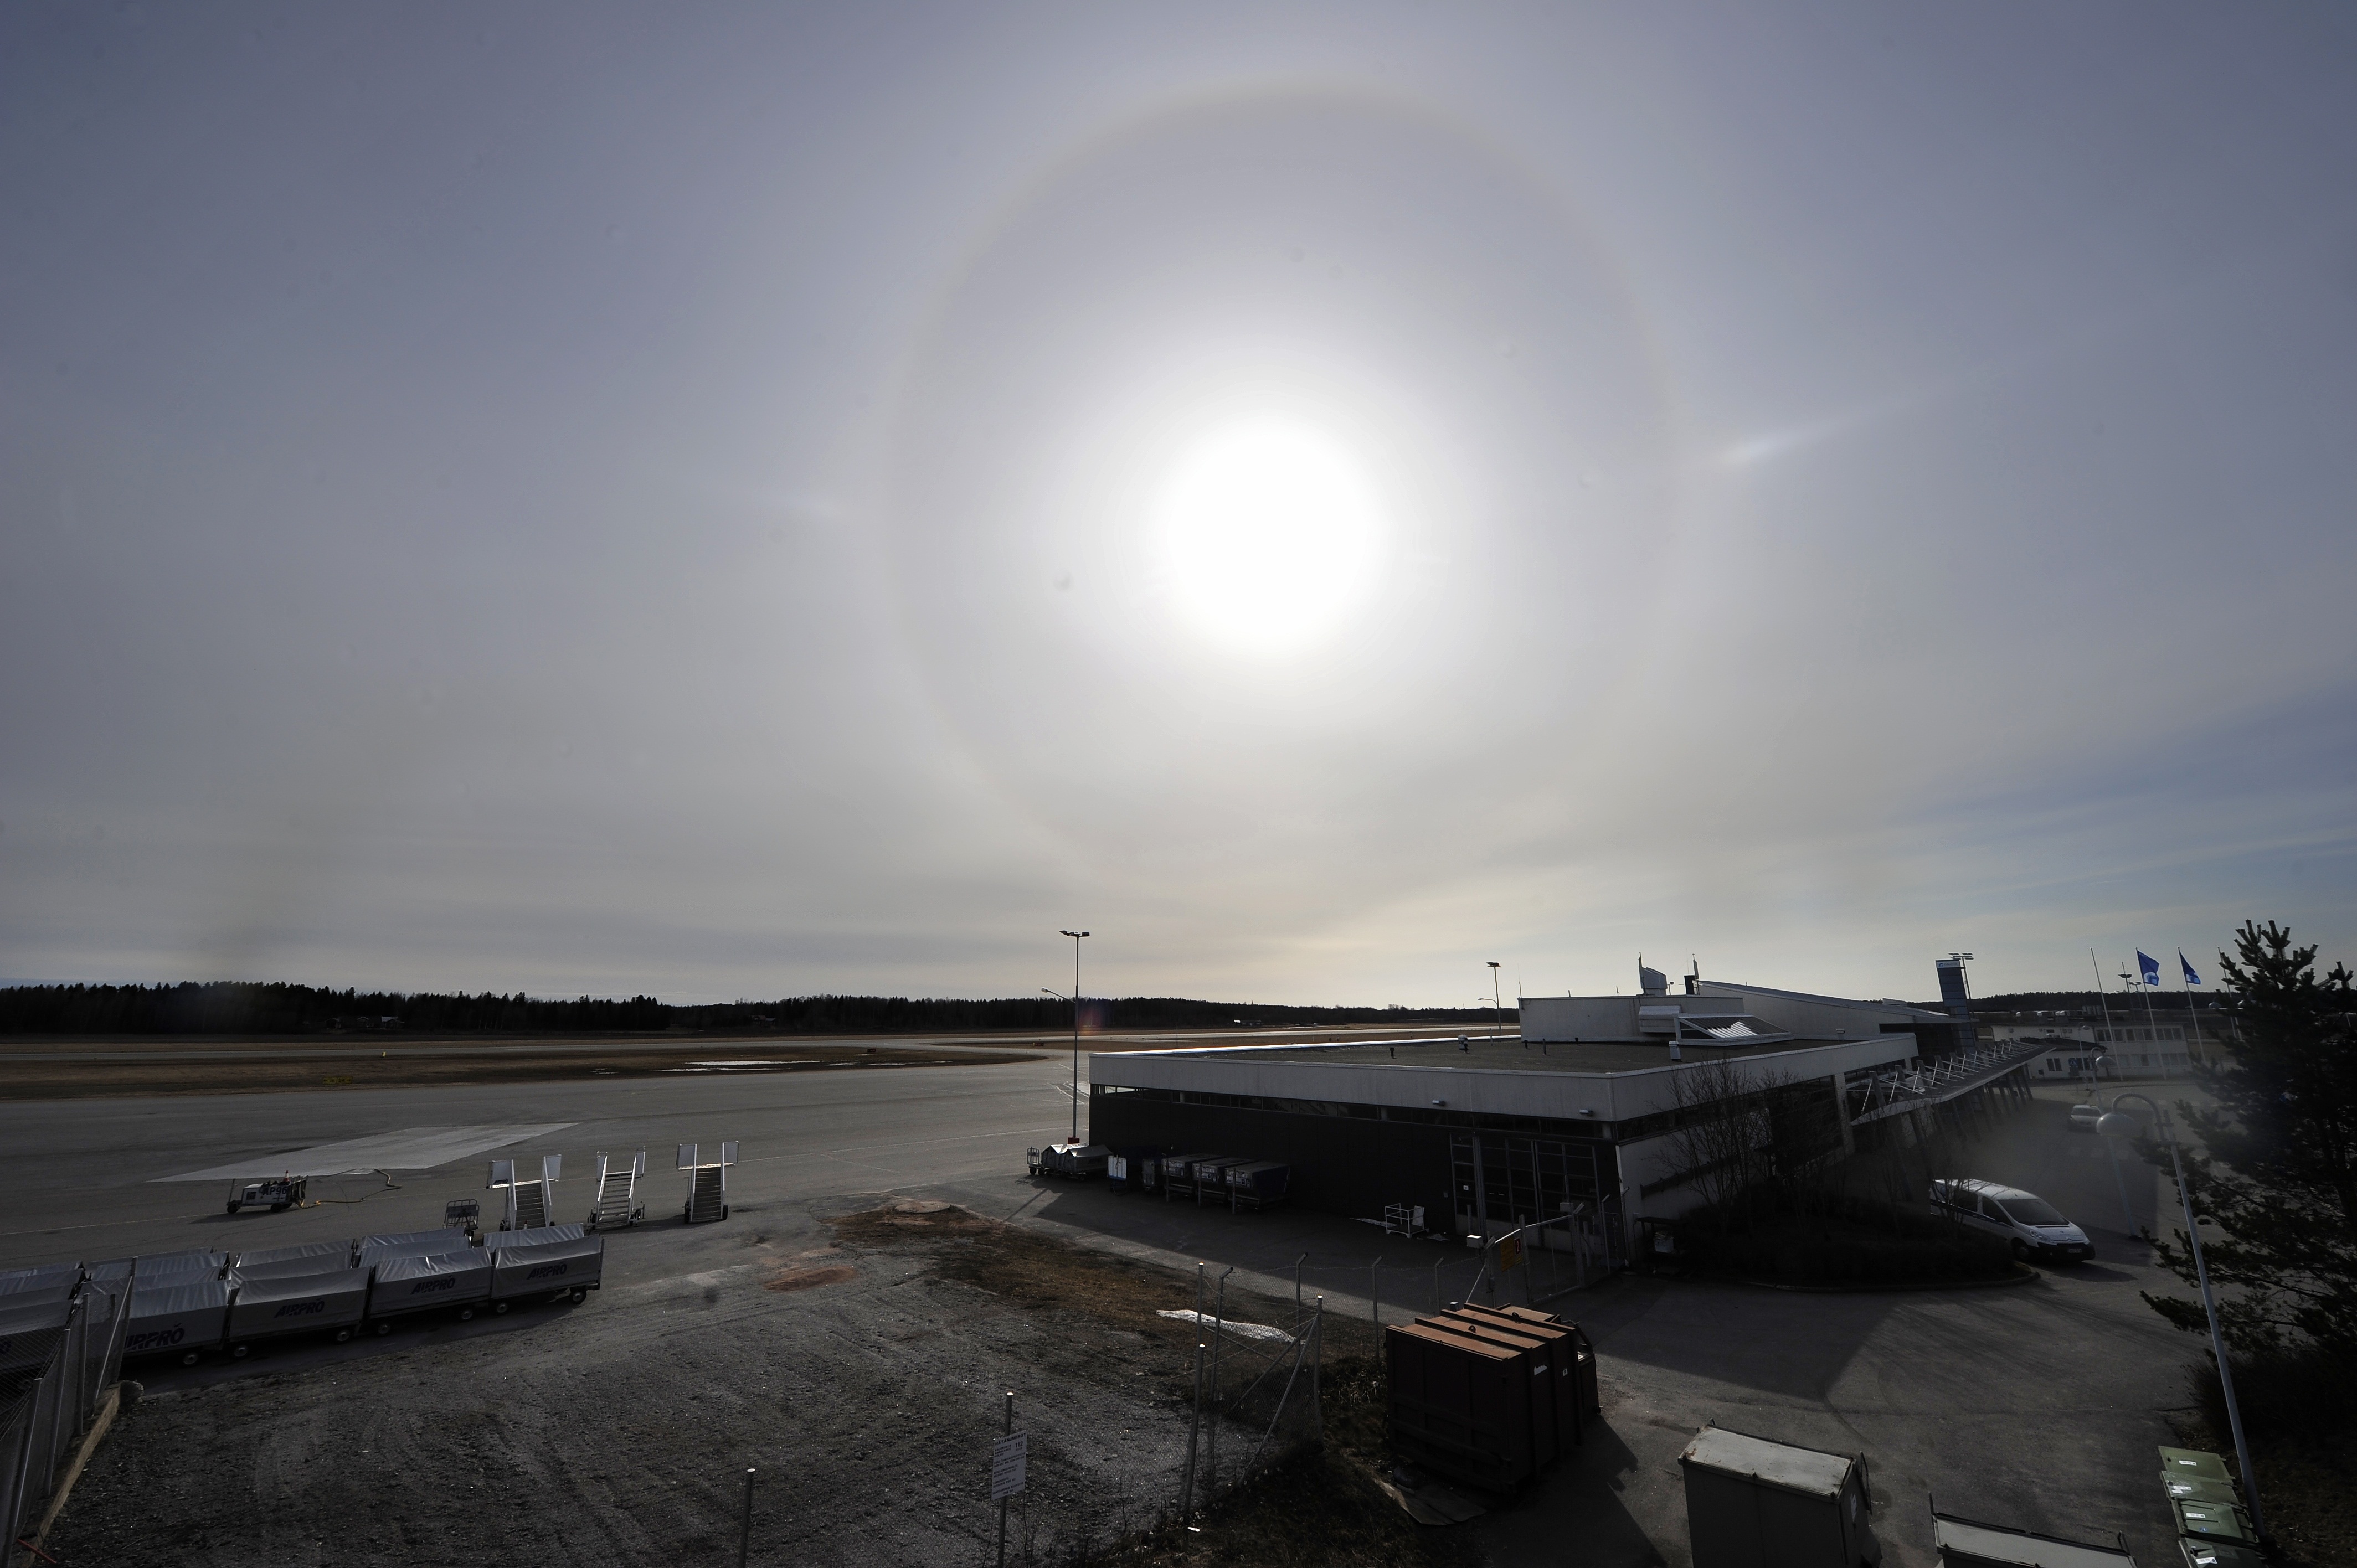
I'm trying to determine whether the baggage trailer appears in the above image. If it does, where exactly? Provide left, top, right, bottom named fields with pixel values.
left=227, top=1265, right=369, bottom=1354
left=486, top=1230, right=604, bottom=1309
left=366, top=1247, right=492, bottom=1329
left=359, top=1229, right=478, bottom=1269
left=1681, top=1425, right=1882, bottom=1568
left=1154, top=1153, right=1215, bottom=1201
left=123, top=1278, right=233, bottom=1366
left=1386, top=1318, right=1539, bottom=1492
left=0, top=1298, right=69, bottom=1403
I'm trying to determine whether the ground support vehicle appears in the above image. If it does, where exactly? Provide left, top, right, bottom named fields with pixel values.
left=678, top=1141, right=735, bottom=1222
left=225, top=1177, right=308, bottom=1214
left=588, top=1147, right=647, bottom=1230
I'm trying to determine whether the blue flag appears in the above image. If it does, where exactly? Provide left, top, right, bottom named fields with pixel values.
left=2180, top=951, right=2201, bottom=987
left=2138, top=951, right=2160, bottom=987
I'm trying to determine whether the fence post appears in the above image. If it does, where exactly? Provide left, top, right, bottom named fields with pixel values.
left=1369, top=1255, right=1381, bottom=1325
left=1179, top=1342, right=1206, bottom=1525
left=738, top=1467, right=756, bottom=1568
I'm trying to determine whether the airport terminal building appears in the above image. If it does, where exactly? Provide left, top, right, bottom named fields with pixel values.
left=1087, top=971, right=1960, bottom=1267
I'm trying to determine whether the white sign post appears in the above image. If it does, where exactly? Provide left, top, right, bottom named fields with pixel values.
left=991, top=1394, right=1025, bottom=1567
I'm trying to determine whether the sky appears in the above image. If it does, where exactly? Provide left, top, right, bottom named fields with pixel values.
left=3, top=4, right=2353, bottom=1008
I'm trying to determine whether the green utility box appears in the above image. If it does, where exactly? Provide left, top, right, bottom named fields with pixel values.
left=2158, top=1448, right=2232, bottom=1485
left=2170, top=1499, right=2256, bottom=1547
left=2177, top=1540, right=2265, bottom=1568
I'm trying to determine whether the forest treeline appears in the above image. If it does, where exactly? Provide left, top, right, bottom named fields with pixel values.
left=0, top=981, right=1502, bottom=1036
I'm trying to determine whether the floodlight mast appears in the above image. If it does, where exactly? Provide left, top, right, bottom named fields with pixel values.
left=1487, top=962, right=1504, bottom=1039
left=1059, top=930, right=1089, bottom=1143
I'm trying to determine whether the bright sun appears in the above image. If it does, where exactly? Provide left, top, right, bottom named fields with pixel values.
left=1150, top=417, right=1385, bottom=654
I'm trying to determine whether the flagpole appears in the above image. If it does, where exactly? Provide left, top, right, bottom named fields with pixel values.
left=2135, top=953, right=2166, bottom=1071
left=2090, top=948, right=2118, bottom=1084
left=2178, top=951, right=2203, bottom=1075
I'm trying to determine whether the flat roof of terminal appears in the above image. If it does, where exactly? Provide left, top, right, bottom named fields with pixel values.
left=1140, top=1034, right=1851, bottom=1075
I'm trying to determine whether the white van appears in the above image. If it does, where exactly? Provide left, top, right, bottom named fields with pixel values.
left=1929, top=1179, right=2093, bottom=1262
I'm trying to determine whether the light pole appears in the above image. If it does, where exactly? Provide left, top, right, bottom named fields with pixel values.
left=1488, top=962, right=1504, bottom=1039
left=2099, top=1093, right=2264, bottom=1543
left=1059, top=930, right=1089, bottom=1144
left=2090, top=1056, right=2134, bottom=1234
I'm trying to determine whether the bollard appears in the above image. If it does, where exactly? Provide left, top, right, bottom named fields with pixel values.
left=996, top=1392, right=1014, bottom=1568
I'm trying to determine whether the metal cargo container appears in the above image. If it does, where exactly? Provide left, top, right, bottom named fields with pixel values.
left=233, top=1240, right=356, bottom=1278
left=366, top=1248, right=492, bottom=1322
left=1450, top=1304, right=1594, bottom=1448
left=228, top=1265, right=369, bottom=1346
left=487, top=1231, right=604, bottom=1306
left=1425, top=1313, right=1559, bottom=1470
left=1932, top=1510, right=2132, bottom=1568
left=2160, top=1474, right=2241, bottom=1508
left=358, top=1229, right=478, bottom=1268
left=1107, top=1147, right=1160, bottom=1192
left=1185, top=1156, right=1253, bottom=1205
left=1681, top=1425, right=1881, bottom=1568
left=1039, top=1143, right=1109, bottom=1178
left=123, top=1278, right=233, bottom=1363
left=1386, top=1319, right=1537, bottom=1492
left=1480, top=1305, right=1602, bottom=1422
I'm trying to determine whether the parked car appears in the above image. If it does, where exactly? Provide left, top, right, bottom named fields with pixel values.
left=2067, top=1104, right=2101, bottom=1133
left=1929, top=1179, right=2094, bottom=1262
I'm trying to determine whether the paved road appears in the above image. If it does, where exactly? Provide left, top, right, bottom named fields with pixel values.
left=1, top=1066, right=2212, bottom=1568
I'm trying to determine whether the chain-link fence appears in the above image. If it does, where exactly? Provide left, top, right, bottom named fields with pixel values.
left=1, top=1278, right=130, bottom=1561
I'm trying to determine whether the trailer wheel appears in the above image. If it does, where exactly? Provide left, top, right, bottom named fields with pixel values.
left=225, top=1201, right=241, bottom=1214
left=180, top=1352, right=199, bottom=1367
left=333, top=1328, right=353, bottom=1343
left=375, top=1321, right=393, bottom=1335
left=569, top=1287, right=586, bottom=1303
left=457, top=1307, right=475, bottom=1322
left=493, top=1301, right=510, bottom=1315
left=230, top=1344, right=249, bottom=1359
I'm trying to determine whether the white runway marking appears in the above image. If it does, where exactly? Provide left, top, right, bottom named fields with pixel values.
left=153, top=1123, right=577, bottom=1182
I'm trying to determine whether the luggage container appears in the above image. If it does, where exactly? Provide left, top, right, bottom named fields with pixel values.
left=123, top=1278, right=233, bottom=1365
left=1185, top=1156, right=1252, bottom=1205
left=132, top=1249, right=228, bottom=1282
left=0, top=1262, right=81, bottom=1298
left=1933, top=1510, right=2129, bottom=1568
left=228, top=1265, right=369, bottom=1351
left=1386, top=1319, right=1538, bottom=1492
left=1681, top=1425, right=1881, bottom=1568
left=1037, top=1143, right=1109, bottom=1179
left=2160, top=1474, right=2241, bottom=1508
left=233, top=1240, right=356, bottom=1279
left=487, top=1231, right=604, bottom=1309
left=366, top=1248, right=492, bottom=1328
left=481, top=1223, right=587, bottom=1252
left=1107, top=1147, right=1160, bottom=1193
left=1221, top=1160, right=1291, bottom=1213
left=1156, top=1153, right=1215, bottom=1200
left=359, top=1229, right=482, bottom=1268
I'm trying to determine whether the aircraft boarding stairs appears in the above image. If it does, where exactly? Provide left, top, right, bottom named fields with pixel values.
left=679, top=1141, right=738, bottom=1224
left=590, top=1147, right=647, bottom=1230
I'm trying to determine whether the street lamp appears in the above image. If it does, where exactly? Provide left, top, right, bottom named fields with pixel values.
left=2099, top=1093, right=2265, bottom=1543
left=1059, top=930, right=1089, bottom=1144
left=1487, top=962, right=1504, bottom=1039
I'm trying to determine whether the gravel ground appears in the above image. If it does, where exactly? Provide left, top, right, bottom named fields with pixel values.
left=44, top=1196, right=1214, bottom=1567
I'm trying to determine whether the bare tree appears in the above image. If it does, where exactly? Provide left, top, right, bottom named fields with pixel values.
left=1656, top=1055, right=1789, bottom=1227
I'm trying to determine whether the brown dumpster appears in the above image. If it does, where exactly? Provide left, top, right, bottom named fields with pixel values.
left=1385, top=1320, right=1536, bottom=1492
left=1449, top=1304, right=1588, bottom=1448
left=1424, top=1312, right=1562, bottom=1468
